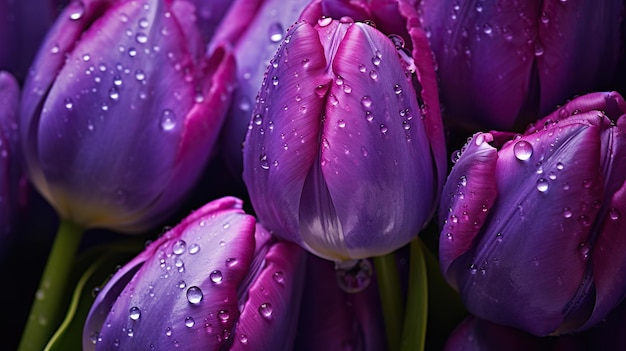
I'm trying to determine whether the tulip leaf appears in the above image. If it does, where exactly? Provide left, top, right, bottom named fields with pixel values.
left=44, top=240, right=144, bottom=351
left=400, top=237, right=428, bottom=351
left=374, top=253, right=404, bottom=351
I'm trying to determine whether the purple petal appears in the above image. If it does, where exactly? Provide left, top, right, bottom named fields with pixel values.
left=215, top=0, right=311, bottom=178
left=83, top=197, right=257, bottom=350
left=231, top=225, right=307, bottom=350
left=438, top=132, right=498, bottom=287
left=243, top=20, right=330, bottom=250
left=294, top=254, right=386, bottom=351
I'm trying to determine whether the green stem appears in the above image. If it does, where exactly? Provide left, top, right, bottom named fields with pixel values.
left=400, top=237, right=428, bottom=351
left=374, top=252, right=403, bottom=351
left=18, top=220, right=84, bottom=351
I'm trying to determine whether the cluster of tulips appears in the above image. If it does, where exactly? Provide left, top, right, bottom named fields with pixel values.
left=2, top=0, right=626, bottom=350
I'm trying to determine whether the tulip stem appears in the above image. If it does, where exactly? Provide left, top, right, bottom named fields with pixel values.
left=400, top=237, right=428, bottom=351
left=18, top=220, right=84, bottom=351
left=374, top=252, right=403, bottom=351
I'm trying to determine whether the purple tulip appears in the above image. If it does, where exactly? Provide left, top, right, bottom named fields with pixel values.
left=242, top=2, right=446, bottom=262
left=439, top=91, right=626, bottom=335
left=418, top=0, right=624, bottom=131
left=443, top=315, right=585, bottom=351
left=209, top=0, right=312, bottom=179
left=294, top=254, right=386, bottom=351
left=83, top=196, right=307, bottom=350
left=19, top=0, right=236, bottom=232
left=0, top=71, right=23, bottom=255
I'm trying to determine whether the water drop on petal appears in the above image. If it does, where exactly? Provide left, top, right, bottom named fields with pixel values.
left=335, top=259, right=372, bottom=293
left=513, top=140, right=533, bottom=161
left=186, top=286, right=203, bottom=304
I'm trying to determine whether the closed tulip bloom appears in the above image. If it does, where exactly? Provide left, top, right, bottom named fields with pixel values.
left=0, top=71, right=22, bottom=255
left=439, top=91, right=626, bottom=335
left=419, top=0, right=624, bottom=131
left=243, top=9, right=446, bottom=262
left=83, top=196, right=307, bottom=350
left=19, top=0, right=236, bottom=232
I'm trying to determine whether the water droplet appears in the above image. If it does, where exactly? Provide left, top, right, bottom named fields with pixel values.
left=268, top=22, right=284, bottom=43
left=218, top=310, right=230, bottom=324
left=50, top=44, right=60, bottom=54
left=259, top=154, right=269, bottom=170
left=335, top=259, right=373, bottom=293
left=210, top=270, right=223, bottom=283
left=172, top=240, right=186, bottom=255
left=186, top=286, right=203, bottom=304
left=556, top=162, right=564, bottom=170
left=610, top=207, right=621, bottom=220
left=258, top=303, right=273, bottom=319
left=69, top=1, right=85, bottom=20
left=337, top=120, right=346, bottom=128
left=138, top=17, right=149, bottom=28
left=108, top=87, right=120, bottom=101
left=165, top=327, right=173, bottom=337
left=318, top=16, right=332, bottom=27
left=239, top=334, right=248, bottom=344
left=468, top=263, right=478, bottom=274
left=536, top=178, right=549, bottom=192
left=272, top=271, right=284, bottom=284
left=371, top=55, right=381, bottom=66
left=64, top=98, right=74, bottom=110
left=582, top=179, right=592, bottom=189
left=380, top=124, right=388, bottom=134
left=369, top=70, right=378, bottom=80
left=459, top=175, right=467, bottom=186
left=393, top=84, right=402, bottom=95
left=185, top=316, right=195, bottom=328
left=136, top=33, right=148, bottom=44
left=177, top=280, right=186, bottom=289
left=188, top=243, right=200, bottom=254
left=271, top=76, right=279, bottom=86
left=113, top=75, right=123, bottom=86
left=160, top=109, right=176, bottom=131
left=361, top=96, right=372, bottom=109
left=129, top=306, right=141, bottom=320
left=134, top=69, right=146, bottom=81
left=513, top=140, right=533, bottom=161
left=225, top=258, right=238, bottom=267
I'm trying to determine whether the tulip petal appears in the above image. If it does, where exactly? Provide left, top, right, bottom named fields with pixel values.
left=438, top=132, right=498, bottom=286
left=311, top=21, right=434, bottom=259
left=243, top=21, right=330, bottom=249
left=215, top=0, right=311, bottom=178
left=83, top=197, right=256, bottom=350
left=294, top=254, right=386, bottom=351
left=231, top=225, right=307, bottom=350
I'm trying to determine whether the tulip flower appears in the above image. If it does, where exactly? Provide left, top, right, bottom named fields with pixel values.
left=209, top=0, right=312, bottom=179
left=17, top=1, right=235, bottom=349
left=20, top=0, right=236, bottom=233
left=83, top=196, right=307, bottom=350
left=418, top=0, right=624, bottom=132
left=0, top=71, right=23, bottom=255
left=443, top=315, right=585, bottom=351
left=242, top=3, right=446, bottom=263
left=439, top=91, right=626, bottom=336
left=294, top=254, right=386, bottom=351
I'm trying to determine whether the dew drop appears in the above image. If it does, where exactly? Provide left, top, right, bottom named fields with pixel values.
left=536, top=178, right=549, bottom=192
left=177, top=280, right=186, bottom=289
left=610, top=207, right=621, bottom=220
left=172, top=240, right=186, bottom=255
left=393, top=84, right=402, bottom=95
left=513, top=140, right=533, bottom=161
left=239, top=334, right=248, bottom=344
left=272, top=271, right=285, bottom=284
left=268, top=22, right=284, bottom=43
left=136, top=33, right=148, bottom=44
left=210, top=270, right=223, bottom=284
left=337, top=120, right=346, bottom=128
left=185, top=316, right=195, bottom=328
left=318, top=16, right=332, bottom=27
left=271, top=76, right=279, bottom=86
left=361, top=96, right=372, bottom=109
left=258, top=303, right=273, bottom=319
left=186, top=286, right=204, bottom=304
left=69, top=1, right=85, bottom=20
left=160, top=109, right=176, bottom=131
left=165, top=327, right=173, bottom=337
left=562, top=207, right=572, bottom=218
left=225, top=258, right=238, bottom=267
left=134, top=69, right=146, bottom=81
left=64, top=98, right=74, bottom=110
left=369, top=70, right=378, bottom=80
left=108, top=87, right=120, bottom=101
left=380, top=124, right=388, bottom=134
left=335, top=259, right=373, bottom=293
left=259, top=154, right=269, bottom=170
left=129, top=306, right=141, bottom=320
left=218, top=310, right=230, bottom=324
left=188, top=243, right=200, bottom=254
